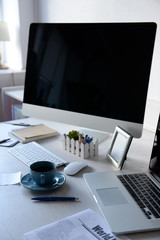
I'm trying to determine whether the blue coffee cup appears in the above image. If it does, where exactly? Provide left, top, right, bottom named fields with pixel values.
left=30, top=161, right=56, bottom=185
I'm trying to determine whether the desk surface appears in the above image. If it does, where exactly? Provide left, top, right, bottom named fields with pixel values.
left=0, top=117, right=159, bottom=240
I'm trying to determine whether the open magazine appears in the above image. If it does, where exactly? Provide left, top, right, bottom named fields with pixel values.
left=24, top=209, right=117, bottom=240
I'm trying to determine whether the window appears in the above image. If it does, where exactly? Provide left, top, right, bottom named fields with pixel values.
left=0, top=0, right=36, bottom=70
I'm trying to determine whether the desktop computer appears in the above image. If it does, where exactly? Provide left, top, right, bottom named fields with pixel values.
left=23, top=22, right=157, bottom=138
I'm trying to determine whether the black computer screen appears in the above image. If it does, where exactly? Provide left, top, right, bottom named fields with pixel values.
left=24, top=23, right=156, bottom=124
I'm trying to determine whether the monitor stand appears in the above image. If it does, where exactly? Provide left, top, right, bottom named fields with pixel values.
left=80, top=128, right=109, bottom=143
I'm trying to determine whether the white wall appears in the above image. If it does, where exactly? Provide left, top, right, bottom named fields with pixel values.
left=37, top=0, right=160, bottom=102
left=20, top=0, right=160, bottom=103
left=18, top=0, right=36, bottom=69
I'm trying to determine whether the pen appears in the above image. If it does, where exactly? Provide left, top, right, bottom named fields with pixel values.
left=83, top=136, right=90, bottom=144
left=0, top=138, right=10, bottom=144
left=9, top=123, right=33, bottom=126
left=87, top=137, right=93, bottom=144
left=31, top=197, right=79, bottom=201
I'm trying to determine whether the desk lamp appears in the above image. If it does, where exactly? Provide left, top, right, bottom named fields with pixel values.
left=0, top=22, right=10, bottom=69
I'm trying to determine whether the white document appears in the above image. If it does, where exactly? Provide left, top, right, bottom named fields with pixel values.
left=0, top=123, right=25, bottom=140
left=24, top=209, right=117, bottom=240
left=0, top=123, right=25, bottom=147
left=0, top=172, right=21, bottom=185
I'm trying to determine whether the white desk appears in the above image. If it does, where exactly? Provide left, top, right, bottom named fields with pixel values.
left=1, top=86, right=24, bottom=121
left=0, top=117, right=159, bottom=240
left=3, top=86, right=24, bottom=102
left=0, top=70, right=25, bottom=121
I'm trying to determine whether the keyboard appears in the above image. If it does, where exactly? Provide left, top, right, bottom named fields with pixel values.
left=118, top=173, right=160, bottom=219
left=9, top=141, right=68, bottom=167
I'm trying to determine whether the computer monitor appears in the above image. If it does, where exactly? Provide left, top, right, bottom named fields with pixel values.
left=22, top=22, right=157, bottom=138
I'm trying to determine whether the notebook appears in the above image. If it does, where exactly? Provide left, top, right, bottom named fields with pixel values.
left=11, top=124, right=59, bottom=143
left=84, top=114, right=160, bottom=235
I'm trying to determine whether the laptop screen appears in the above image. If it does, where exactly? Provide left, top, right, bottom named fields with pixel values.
left=149, top=114, right=160, bottom=180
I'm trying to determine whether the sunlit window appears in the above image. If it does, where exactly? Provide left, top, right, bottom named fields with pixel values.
left=0, top=0, right=22, bottom=70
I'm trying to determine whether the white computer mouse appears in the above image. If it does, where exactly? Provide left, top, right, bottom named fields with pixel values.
left=64, top=162, right=88, bottom=176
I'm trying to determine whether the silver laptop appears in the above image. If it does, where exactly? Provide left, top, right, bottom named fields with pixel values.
left=84, top=115, right=160, bottom=235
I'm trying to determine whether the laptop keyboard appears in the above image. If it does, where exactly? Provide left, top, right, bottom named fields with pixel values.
left=117, top=173, right=160, bottom=219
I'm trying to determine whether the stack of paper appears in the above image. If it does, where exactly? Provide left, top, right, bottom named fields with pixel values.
left=11, top=124, right=59, bottom=143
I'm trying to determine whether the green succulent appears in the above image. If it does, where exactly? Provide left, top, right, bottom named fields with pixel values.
left=67, top=130, right=79, bottom=140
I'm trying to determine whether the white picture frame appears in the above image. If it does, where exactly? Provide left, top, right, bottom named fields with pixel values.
left=107, top=126, right=133, bottom=170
